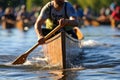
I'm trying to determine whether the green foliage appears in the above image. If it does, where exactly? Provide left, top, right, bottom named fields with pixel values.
left=0, top=0, right=20, bottom=9
left=30, top=0, right=120, bottom=14
left=1, top=0, right=120, bottom=13
left=32, top=0, right=43, bottom=6
left=68, top=0, right=77, bottom=4
left=74, top=0, right=120, bottom=13
left=32, top=0, right=49, bottom=6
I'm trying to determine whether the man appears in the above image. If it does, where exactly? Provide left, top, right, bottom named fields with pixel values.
left=1, top=7, right=16, bottom=29
left=34, top=0, right=79, bottom=44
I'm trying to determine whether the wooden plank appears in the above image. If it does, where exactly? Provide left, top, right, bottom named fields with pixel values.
left=43, top=32, right=64, bottom=68
left=43, top=31, right=83, bottom=69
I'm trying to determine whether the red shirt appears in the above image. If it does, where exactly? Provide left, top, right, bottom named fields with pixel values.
left=111, top=6, right=120, bottom=21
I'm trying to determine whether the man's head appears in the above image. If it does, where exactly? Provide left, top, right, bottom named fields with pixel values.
left=53, top=0, right=65, bottom=7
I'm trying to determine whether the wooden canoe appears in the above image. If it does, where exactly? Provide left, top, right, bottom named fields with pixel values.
left=16, top=20, right=33, bottom=31
left=1, top=19, right=33, bottom=31
left=83, top=19, right=111, bottom=27
left=1, top=20, right=15, bottom=29
left=42, top=31, right=83, bottom=69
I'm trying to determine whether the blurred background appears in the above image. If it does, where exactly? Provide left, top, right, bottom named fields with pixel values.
left=0, top=0, right=120, bottom=80
left=0, top=0, right=120, bottom=13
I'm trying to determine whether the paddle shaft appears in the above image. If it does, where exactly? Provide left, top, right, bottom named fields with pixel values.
left=12, top=25, right=62, bottom=65
left=24, top=25, right=62, bottom=55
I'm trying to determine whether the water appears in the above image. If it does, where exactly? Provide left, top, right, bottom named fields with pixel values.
left=0, top=25, right=120, bottom=80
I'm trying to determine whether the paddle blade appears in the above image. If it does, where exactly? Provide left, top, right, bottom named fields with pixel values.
left=12, top=53, right=28, bottom=65
left=74, top=27, right=84, bottom=40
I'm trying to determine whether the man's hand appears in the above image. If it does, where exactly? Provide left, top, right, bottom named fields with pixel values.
left=58, top=18, right=69, bottom=27
left=38, top=37, right=45, bottom=45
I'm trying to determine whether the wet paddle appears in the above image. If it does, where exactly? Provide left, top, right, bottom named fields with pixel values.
left=12, top=25, right=62, bottom=65
left=73, top=27, right=84, bottom=40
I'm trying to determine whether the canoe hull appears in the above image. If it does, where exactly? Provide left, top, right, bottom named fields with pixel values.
left=1, top=21, right=15, bottom=29
left=43, top=31, right=82, bottom=69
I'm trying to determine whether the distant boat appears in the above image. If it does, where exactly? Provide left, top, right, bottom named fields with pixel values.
left=1, top=19, right=15, bottom=29
left=16, top=20, right=34, bottom=31
left=1, top=19, right=34, bottom=31
left=83, top=18, right=111, bottom=27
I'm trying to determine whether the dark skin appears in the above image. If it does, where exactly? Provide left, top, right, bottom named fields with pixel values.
left=34, top=0, right=78, bottom=44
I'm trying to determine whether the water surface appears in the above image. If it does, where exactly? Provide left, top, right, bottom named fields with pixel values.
left=0, top=25, right=120, bottom=80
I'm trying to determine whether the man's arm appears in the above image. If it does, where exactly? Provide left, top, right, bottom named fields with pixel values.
left=67, top=16, right=79, bottom=26
left=34, top=16, right=46, bottom=39
left=58, top=17, right=79, bottom=27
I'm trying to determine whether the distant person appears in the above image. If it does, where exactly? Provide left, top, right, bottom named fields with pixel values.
left=105, top=7, right=112, bottom=17
left=111, top=6, right=120, bottom=21
left=16, top=5, right=31, bottom=31
left=1, top=7, right=16, bottom=29
left=110, top=6, right=120, bottom=28
left=82, top=6, right=96, bottom=26
left=34, top=0, right=79, bottom=44
left=73, top=4, right=84, bottom=27
left=83, top=6, right=94, bottom=20
left=29, top=7, right=42, bottom=24
left=0, top=6, right=4, bottom=19
left=73, top=4, right=84, bottom=19
left=16, top=5, right=30, bottom=23
left=110, top=1, right=117, bottom=12
left=96, top=8, right=110, bottom=25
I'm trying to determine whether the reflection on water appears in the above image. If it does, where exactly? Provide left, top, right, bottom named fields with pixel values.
left=0, top=25, right=120, bottom=80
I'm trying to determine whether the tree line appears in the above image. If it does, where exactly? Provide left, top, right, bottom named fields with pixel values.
left=0, top=0, right=120, bottom=13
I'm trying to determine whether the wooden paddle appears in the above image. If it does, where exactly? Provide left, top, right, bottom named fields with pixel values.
left=12, top=25, right=62, bottom=65
left=73, top=27, right=84, bottom=40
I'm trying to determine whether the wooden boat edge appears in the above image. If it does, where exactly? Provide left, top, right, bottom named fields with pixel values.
left=43, top=31, right=82, bottom=69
